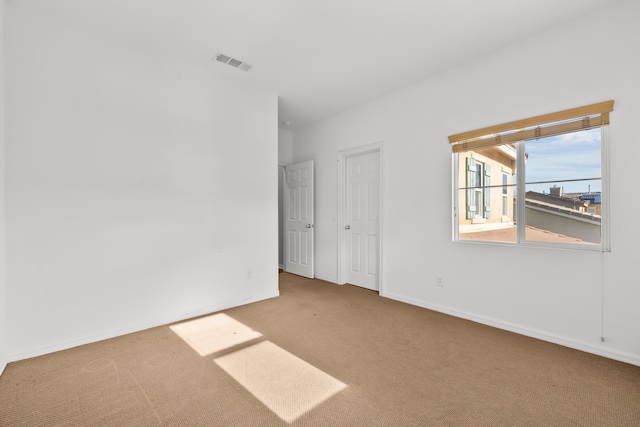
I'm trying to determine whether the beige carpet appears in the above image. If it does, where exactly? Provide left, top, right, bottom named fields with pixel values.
left=1, top=272, right=639, bottom=426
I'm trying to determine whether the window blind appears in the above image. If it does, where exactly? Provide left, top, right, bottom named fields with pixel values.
left=448, top=100, right=614, bottom=153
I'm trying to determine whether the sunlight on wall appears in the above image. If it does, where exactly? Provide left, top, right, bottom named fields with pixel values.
left=214, top=340, right=347, bottom=423
left=169, top=313, right=262, bottom=356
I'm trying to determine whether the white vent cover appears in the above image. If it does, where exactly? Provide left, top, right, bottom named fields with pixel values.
left=214, top=52, right=253, bottom=72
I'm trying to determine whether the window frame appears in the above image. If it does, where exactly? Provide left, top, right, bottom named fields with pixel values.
left=450, top=103, right=612, bottom=252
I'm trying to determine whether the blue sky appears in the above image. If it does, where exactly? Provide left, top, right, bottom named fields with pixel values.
left=525, top=128, right=601, bottom=194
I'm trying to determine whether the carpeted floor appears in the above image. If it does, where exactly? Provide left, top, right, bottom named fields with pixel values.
left=1, top=272, right=639, bottom=426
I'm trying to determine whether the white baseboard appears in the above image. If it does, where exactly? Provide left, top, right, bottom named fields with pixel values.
left=8, top=290, right=280, bottom=363
left=279, top=270, right=338, bottom=284
left=0, top=352, right=8, bottom=377
left=313, top=273, right=339, bottom=283
left=381, top=290, right=640, bottom=368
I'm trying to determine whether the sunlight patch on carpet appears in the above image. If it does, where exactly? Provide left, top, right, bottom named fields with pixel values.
left=214, top=340, right=347, bottom=423
left=169, top=313, right=262, bottom=356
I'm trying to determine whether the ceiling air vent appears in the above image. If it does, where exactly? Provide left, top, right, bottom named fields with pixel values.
left=214, top=52, right=253, bottom=72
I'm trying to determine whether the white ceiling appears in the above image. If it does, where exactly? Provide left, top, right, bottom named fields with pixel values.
left=18, top=0, right=623, bottom=130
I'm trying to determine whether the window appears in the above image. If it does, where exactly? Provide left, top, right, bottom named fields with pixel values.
left=465, top=158, right=490, bottom=220
left=501, top=172, right=509, bottom=217
left=450, top=101, right=613, bottom=250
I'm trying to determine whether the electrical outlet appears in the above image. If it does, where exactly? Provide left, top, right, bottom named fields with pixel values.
left=247, top=270, right=253, bottom=279
left=436, top=276, right=444, bottom=287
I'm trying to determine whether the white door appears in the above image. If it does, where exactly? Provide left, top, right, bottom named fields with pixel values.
left=346, top=151, right=380, bottom=290
left=284, top=161, right=314, bottom=278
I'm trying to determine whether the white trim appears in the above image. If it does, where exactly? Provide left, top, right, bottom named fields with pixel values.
left=0, top=352, right=8, bottom=376
left=337, top=142, right=384, bottom=292
left=516, top=142, right=527, bottom=243
left=600, top=125, right=611, bottom=251
left=452, top=154, right=459, bottom=241
left=381, top=290, right=640, bottom=368
left=278, top=165, right=286, bottom=273
left=7, top=291, right=279, bottom=363
left=313, top=273, right=338, bottom=283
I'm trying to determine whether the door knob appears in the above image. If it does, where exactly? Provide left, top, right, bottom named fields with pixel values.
left=345, top=225, right=351, bottom=230
left=306, top=224, right=312, bottom=228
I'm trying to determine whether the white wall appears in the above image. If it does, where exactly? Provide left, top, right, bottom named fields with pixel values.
left=279, top=128, right=294, bottom=165
left=5, top=4, right=278, bottom=359
left=0, top=0, right=8, bottom=375
left=294, top=0, right=640, bottom=366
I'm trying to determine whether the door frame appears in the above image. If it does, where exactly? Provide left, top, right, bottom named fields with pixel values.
left=278, top=164, right=286, bottom=270
left=337, top=142, right=384, bottom=291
